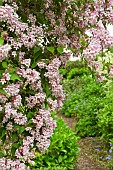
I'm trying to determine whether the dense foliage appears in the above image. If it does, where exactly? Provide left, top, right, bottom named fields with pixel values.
left=61, top=61, right=102, bottom=136
left=1, top=0, right=113, bottom=169
left=61, top=60, right=113, bottom=141
left=34, top=118, right=79, bottom=170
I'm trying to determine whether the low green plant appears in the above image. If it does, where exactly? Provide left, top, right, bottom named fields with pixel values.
left=66, top=60, right=86, bottom=72
left=59, top=60, right=88, bottom=79
left=97, top=82, right=113, bottom=144
left=34, top=118, right=79, bottom=170
left=67, top=68, right=89, bottom=79
left=33, top=167, right=67, bottom=170
left=61, top=73, right=105, bottom=137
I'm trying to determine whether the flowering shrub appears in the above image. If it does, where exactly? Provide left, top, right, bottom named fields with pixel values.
left=1, top=0, right=113, bottom=169
left=0, top=2, right=65, bottom=169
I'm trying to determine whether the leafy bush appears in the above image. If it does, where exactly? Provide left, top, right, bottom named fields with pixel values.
left=59, top=60, right=88, bottom=79
left=97, top=82, right=113, bottom=144
left=34, top=118, right=79, bottom=170
left=67, top=68, right=89, bottom=79
left=61, top=60, right=113, bottom=141
left=66, top=60, right=86, bottom=72
left=61, top=72, right=105, bottom=137
left=37, top=167, right=67, bottom=170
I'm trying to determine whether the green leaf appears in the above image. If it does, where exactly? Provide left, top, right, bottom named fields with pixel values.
left=13, top=143, right=19, bottom=148
left=57, top=47, right=63, bottom=54
left=2, top=135, right=6, bottom=143
left=0, top=0, right=2, bottom=5
left=47, top=47, right=54, bottom=54
left=69, top=47, right=75, bottom=53
left=0, top=89, right=9, bottom=97
left=46, top=83, right=51, bottom=97
left=27, top=112, right=34, bottom=119
left=69, top=1, right=76, bottom=5
left=12, top=134, right=17, bottom=142
left=8, top=68, right=16, bottom=73
left=17, top=126, right=25, bottom=134
left=0, top=152, right=4, bottom=158
left=1, top=129, right=5, bottom=138
left=11, top=146, right=16, bottom=156
left=31, top=60, right=37, bottom=68
left=28, top=119, right=33, bottom=124
left=61, top=149, right=67, bottom=153
left=34, top=46, right=40, bottom=54
left=10, top=73, right=21, bottom=81
left=0, top=38, right=4, bottom=46
left=2, top=61, right=7, bottom=68
left=58, top=156, right=62, bottom=163
left=110, top=46, right=113, bottom=53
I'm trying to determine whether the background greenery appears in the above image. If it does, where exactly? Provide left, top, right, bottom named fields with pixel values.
left=60, top=60, right=113, bottom=141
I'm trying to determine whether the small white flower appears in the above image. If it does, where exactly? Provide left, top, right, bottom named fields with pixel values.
left=12, top=51, right=16, bottom=57
left=0, top=78, right=6, bottom=84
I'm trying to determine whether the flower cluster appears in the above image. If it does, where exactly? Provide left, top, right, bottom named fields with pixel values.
left=0, top=2, right=60, bottom=169
left=83, top=22, right=113, bottom=60
left=0, top=4, right=43, bottom=52
left=1, top=0, right=113, bottom=169
left=45, top=58, right=65, bottom=109
left=0, top=44, right=11, bottom=62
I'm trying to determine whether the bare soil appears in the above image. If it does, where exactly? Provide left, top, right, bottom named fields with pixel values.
left=57, top=114, right=109, bottom=170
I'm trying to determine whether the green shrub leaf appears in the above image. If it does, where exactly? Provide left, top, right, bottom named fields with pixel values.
left=57, top=47, right=63, bottom=54
left=2, top=61, right=7, bottom=68
left=0, top=38, right=4, bottom=46
left=34, top=46, right=40, bottom=54
left=47, top=47, right=54, bottom=54
left=0, top=152, right=4, bottom=158
left=10, top=73, right=21, bottom=81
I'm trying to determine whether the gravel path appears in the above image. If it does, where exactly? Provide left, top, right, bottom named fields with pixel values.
left=57, top=114, right=108, bottom=170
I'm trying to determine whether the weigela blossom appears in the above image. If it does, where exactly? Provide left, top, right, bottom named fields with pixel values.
left=1, top=0, right=113, bottom=169
left=0, top=44, right=11, bottom=62
left=0, top=3, right=59, bottom=169
left=4, top=84, right=20, bottom=97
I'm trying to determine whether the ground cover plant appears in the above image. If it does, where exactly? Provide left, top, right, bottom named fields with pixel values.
left=1, top=0, right=113, bottom=169
left=97, top=81, right=113, bottom=148
left=61, top=60, right=105, bottom=137
left=34, top=118, right=79, bottom=170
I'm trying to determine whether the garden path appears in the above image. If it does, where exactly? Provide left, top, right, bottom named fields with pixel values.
left=57, top=114, right=109, bottom=170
